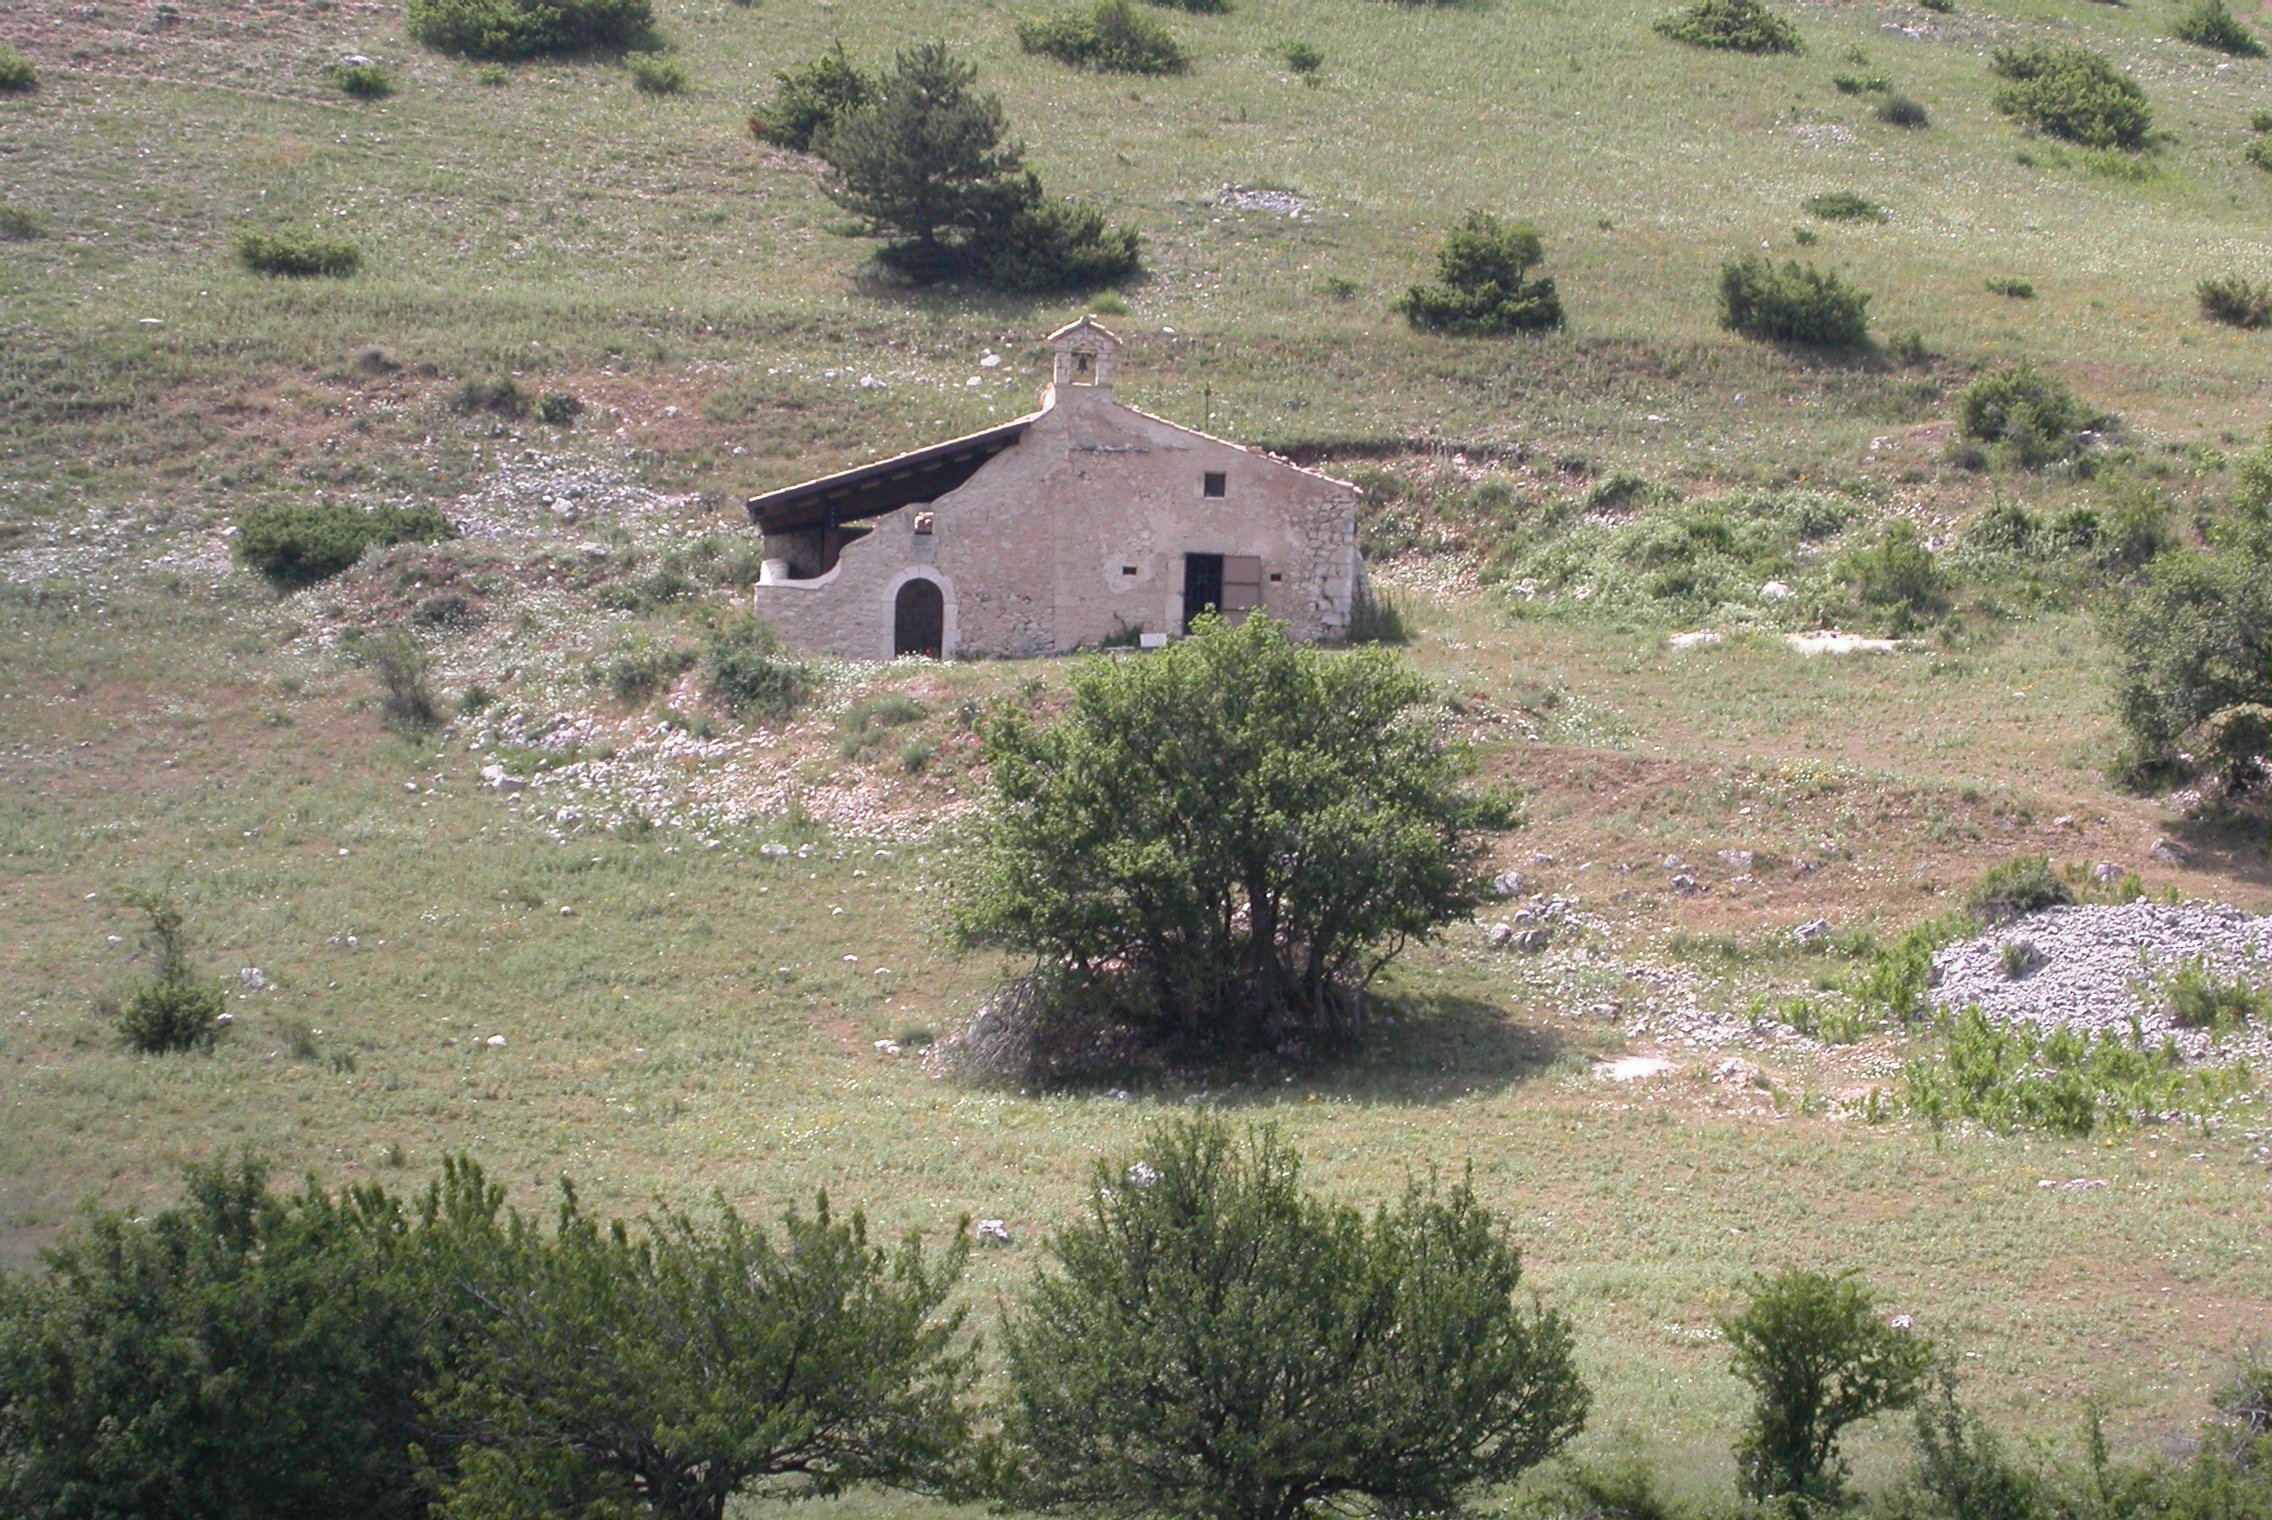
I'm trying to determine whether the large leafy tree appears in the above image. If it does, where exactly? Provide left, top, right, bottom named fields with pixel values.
left=955, top=613, right=1513, bottom=1049
left=427, top=1188, right=974, bottom=1520
left=997, top=1116, right=1589, bottom=1520
left=1720, top=1269, right=1935, bottom=1504
left=0, top=1156, right=510, bottom=1520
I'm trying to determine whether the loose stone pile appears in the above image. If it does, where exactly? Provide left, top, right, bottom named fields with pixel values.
left=1930, top=902, right=2272, bottom=1062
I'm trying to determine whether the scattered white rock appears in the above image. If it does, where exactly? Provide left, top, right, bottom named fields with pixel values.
left=1125, top=1160, right=1160, bottom=1187
left=1788, top=631, right=1904, bottom=655
left=976, top=1219, right=1013, bottom=1246
left=1487, top=922, right=1517, bottom=947
left=485, top=1034, right=507, bottom=1048
left=1492, top=870, right=1527, bottom=897
left=1760, top=580, right=1794, bottom=600
left=1596, top=1056, right=1675, bottom=1082
left=238, top=967, right=268, bottom=991
left=1719, top=849, right=1756, bottom=873
left=760, top=842, right=790, bottom=857
left=874, top=1039, right=903, bottom=1057
left=1793, top=918, right=1832, bottom=946
left=2150, top=837, right=2192, bottom=866
left=1669, top=629, right=1721, bottom=651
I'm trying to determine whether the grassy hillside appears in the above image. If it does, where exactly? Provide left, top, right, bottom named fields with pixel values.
left=3, top=0, right=2272, bottom=1510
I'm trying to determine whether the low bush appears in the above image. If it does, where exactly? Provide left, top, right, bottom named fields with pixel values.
left=350, top=627, right=442, bottom=731
left=236, top=503, right=459, bottom=589
left=476, top=61, right=509, bottom=84
left=2253, top=109, right=2272, bottom=133
left=112, top=894, right=227, bottom=1055
left=1989, top=43, right=2151, bottom=152
left=537, top=391, right=583, bottom=425
left=1877, top=92, right=1929, bottom=127
left=2249, top=138, right=2272, bottom=172
left=1018, top=0, right=1190, bottom=73
left=1804, top=190, right=1885, bottom=222
left=2151, top=953, right=2270, bottom=1032
left=0, top=204, right=42, bottom=240
left=1399, top=212, right=1564, bottom=335
left=2173, top=0, right=2265, bottom=57
left=235, top=226, right=361, bottom=277
left=454, top=375, right=531, bottom=416
left=1966, top=854, right=2072, bottom=925
left=753, top=46, right=872, bottom=150
left=1986, top=276, right=2034, bottom=298
left=1832, top=70, right=1889, bottom=94
left=701, top=617, right=811, bottom=722
left=1834, top=519, right=1945, bottom=631
left=2197, top=273, right=2272, bottom=329
left=332, top=61, right=392, bottom=98
left=1717, top=255, right=1871, bottom=346
left=1285, top=40, right=1323, bottom=73
left=970, top=188, right=1143, bottom=293
left=1654, top=0, right=1801, bottom=52
left=1903, top=1006, right=2245, bottom=1135
left=601, top=639, right=696, bottom=704
left=405, top=0, right=654, bottom=60
left=1345, top=584, right=1410, bottom=644
left=1956, top=363, right=2087, bottom=466
left=0, top=44, right=37, bottom=92
left=840, top=693, right=927, bottom=757
left=626, top=51, right=686, bottom=93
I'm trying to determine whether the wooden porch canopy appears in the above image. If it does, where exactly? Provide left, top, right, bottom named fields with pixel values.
left=745, top=416, right=1035, bottom=535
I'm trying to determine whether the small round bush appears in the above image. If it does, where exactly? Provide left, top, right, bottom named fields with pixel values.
left=752, top=47, right=872, bottom=150
left=1967, top=855, right=2073, bottom=925
left=626, top=51, right=686, bottom=93
left=332, top=61, right=393, bottom=98
left=2198, top=274, right=2272, bottom=329
left=1877, top=93, right=1928, bottom=128
left=2173, top=0, right=2265, bottom=58
left=0, top=43, right=39, bottom=92
left=118, top=974, right=226, bottom=1054
left=1399, top=212, right=1565, bottom=335
left=1717, top=255, right=1870, bottom=346
left=1989, top=43, right=2150, bottom=152
left=2247, top=137, right=2272, bottom=172
left=1956, top=363, right=2086, bottom=464
left=406, top=0, right=655, bottom=61
left=236, top=226, right=361, bottom=277
left=1284, top=40, right=1323, bottom=74
left=1018, top=0, right=1190, bottom=74
left=1654, top=0, right=1801, bottom=53
left=1803, top=190, right=1885, bottom=222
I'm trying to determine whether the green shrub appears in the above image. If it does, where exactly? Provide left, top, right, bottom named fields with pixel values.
left=1654, top=0, right=1801, bottom=52
left=1148, top=0, right=1228, bottom=9
left=331, top=61, right=393, bottom=97
left=701, top=617, right=811, bottom=722
left=840, top=693, right=927, bottom=757
left=234, top=226, right=361, bottom=277
left=405, top=0, right=655, bottom=60
left=2104, top=535, right=2272, bottom=782
left=1018, top=0, right=1191, bottom=73
left=625, top=50, right=686, bottom=93
left=0, top=44, right=37, bottom=92
left=601, top=639, right=696, bottom=704
left=1722, top=1270, right=1935, bottom=1504
left=2152, top=954, right=2269, bottom=1032
left=2197, top=274, right=2271, bottom=329
left=1834, top=519, right=1946, bottom=631
left=1966, top=854, right=2072, bottom=925
left=1911, top=1368, right=2042, bottom=1520
left=537, top=391, right=583, bottom=425
left=1717, top=255, right=1870, bottom=346
left=1903, top=1006, right=2244, bottom=1135
left=1399, top=212, right=1564, bottom=335
left=2249, top=137, right=2272, bottom=171
left=970, top=188, right=1144, bottom=293
left=1989, top=44, right=2151, bottom=152
left=112, top=894, right=226, bottom=1055
left=1832, top=70, right=1889, bottom=94
left=2173, top=0, right=2265, bottom=57
left=454, top=375, right=530, bottom=416
left=0, top=204, right=42, bottom=240
left=1956, top=363, right=2086, bottom=465
left=236, top=503, right=459, bottom=589
left=1986, top=276, right=2034, bottom=298
left=998, top=1117, right=1589, bottom=1519
left=753, top=46, right=872, bottom=150
left=355, top=628, right=441, bottom=731
left=1918, top=0, right=1952, bottom=10
left=1346, top=584, right=1410, bottom=644
left=475, top=61, right=509, bottom=83
left=1804, top=190, right=1885, bottom=222
left=1877, top=92, right=1929, bottom=127
left=1285, top=40, right=1323, bottom=73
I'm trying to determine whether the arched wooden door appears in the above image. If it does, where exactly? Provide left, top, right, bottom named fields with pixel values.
left=893, top=577, right=945, bottom=658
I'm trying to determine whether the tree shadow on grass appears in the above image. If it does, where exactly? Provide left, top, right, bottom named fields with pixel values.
left=1286, top=991, right=1570, bottom=1107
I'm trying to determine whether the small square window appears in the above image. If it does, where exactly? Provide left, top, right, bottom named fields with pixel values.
left=1268, top=572, right=1283, bottom=583
left=1202, top=471, right=1227, bottom=498
left=1121, top=564, right=1138, bottom=576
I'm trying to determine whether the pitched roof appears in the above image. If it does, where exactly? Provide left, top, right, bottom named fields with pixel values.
left=744, top=412, right=1039, bottom=535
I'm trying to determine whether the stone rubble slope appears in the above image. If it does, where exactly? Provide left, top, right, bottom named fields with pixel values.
left=1930, top=902, right=2272, bottom=1062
